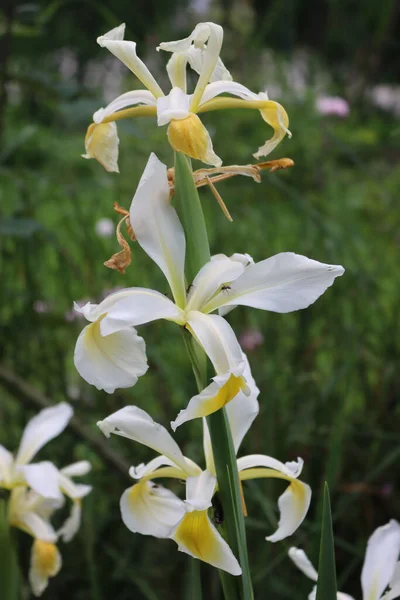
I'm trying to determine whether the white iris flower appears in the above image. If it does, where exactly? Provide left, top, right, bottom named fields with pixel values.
left=83, top=22, right=291, bottom=171
left=74, top=153, right=344, bottom=426
left=97, top=366, right=311, bottom=575
left=289, top=519, right=400, bottom=600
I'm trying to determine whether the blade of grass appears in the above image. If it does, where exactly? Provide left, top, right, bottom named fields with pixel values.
left=316, top=483, right=337, bottom=600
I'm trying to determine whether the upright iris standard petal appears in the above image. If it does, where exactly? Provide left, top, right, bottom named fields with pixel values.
left=185, top=254, right=248, bottom=312
left=185, top=470, right=216, bottom=512
left=15, top=403, right=73, bottom=466
left=74, top=320, right=148, bottom=394
left=171, top=509, right=242, bottom=575
left=129, top=153, right=186, bottom=306
left=120, top=480, right=186, bottom=538
left=82, top=122, right=120, bottom=172
left=97, top=24, right=164, bottom=98
left=157, top=22, right=224, bottom=113
left=203, top=252, right=345, bottom=314
left=97, top=406, right=197, bottom=474
left=29, top=540, right=62, bottom=598
left=361, top=520, right=400, bottom=600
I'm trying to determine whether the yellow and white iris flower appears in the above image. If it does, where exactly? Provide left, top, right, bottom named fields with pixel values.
left=83, top=21, right=290, bottom=171
left=7, top=461, right=91, bottom=596
left=0, top=403, right=92, bottom=551
left=74, top=153, right=344, bottom=425
left=288, top=519, right=400, bottom=600
left=97, top=371, right=311, bottom=574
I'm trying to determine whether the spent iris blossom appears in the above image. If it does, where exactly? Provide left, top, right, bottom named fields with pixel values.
left=0, top=403, right=91, bottom=596
left=74, top=153, right=344, bottom=427
left=289, top=520, right=400, bottom=600
left=97, top=368, right=311, bottom=574
left=83, top=22, right=291, bottom=171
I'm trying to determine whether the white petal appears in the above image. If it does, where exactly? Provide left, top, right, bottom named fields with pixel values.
left=0, top=444, right=13, bottom=486
left=203, top=253, right=345, bottom=314
left=120, top=480, right=185, bottom=538
left=82, top=121, right=120, bottom=173
left=29, top=540, right=62, bottom=597
left=129, top=153, right=186, bottom=305
left=18, top=511, right=58, bottom=543
left=58, top=473, right=92, bottom=500
left=156, top=87, right=191, bottom=126
left=97, top=406, right=195, bottom=475
left=202, top=418, right=215, bottom=473
left=166, top=53, right=189, bottom=92
left=74, top=287, right=157, bottom=322
left=288, top=547, right=318, bottom=582
left=57, top=501, right=81, bottom=543
left=225, top=353, right=260, bottom=454
left=186, top=46, right=232, bottom=83
left=237, top=455, right=304, bottom=478
left=266, top=480, right=311, bottom=542
left=383, top=562, right=400, bottom=600
left=23, top=462, right=63, bottom=500
left=15, top=403, right=72, bottom=465
left=74, top=320, right=148, bottom=394
left=61, top=461, right=91, bottom=477
left=361, top=520, right=400, bottom=600
left=186, top=311, right=245, bottom=376
left=171, top=509, right=241, bottom=575
left=200, top=80, right=260, bottom=105
left=158, top=22, right=224, bottom=112
left=100, top=289, right=185, bottom=335
left=129, top=456, right=187, bottom=480
left=171, top=371, right=246, bottom=430
left=185, top=471, right=216, bottom=512
left=93, top=90, right=156, bottom=123
left=185, top=255, right=247, bottom=312
left=97, top=24, right=164, bottom=98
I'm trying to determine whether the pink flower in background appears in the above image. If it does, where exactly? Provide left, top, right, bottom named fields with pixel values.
left=33, top=300, right=50, bottom=314
left=95, top=218, right=114, bottom=238
left=239, top=329, right=264, bottom=352
left=316, top=96, right=350, bottom=117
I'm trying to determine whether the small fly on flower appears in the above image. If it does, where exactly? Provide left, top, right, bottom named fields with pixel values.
left=221, top=284, right=232, bottom=294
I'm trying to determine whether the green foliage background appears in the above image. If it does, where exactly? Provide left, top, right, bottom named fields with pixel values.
left=1, top=0, right=399, bottom=598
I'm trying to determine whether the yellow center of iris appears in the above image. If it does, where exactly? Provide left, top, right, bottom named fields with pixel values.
left=167, top=114, right=210, bottom=163
left=174, top=510, right=216, bottom=561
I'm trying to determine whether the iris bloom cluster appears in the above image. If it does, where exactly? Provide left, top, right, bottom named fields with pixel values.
left=0, top=403, right=91, bottom=596
left=96, top=363, right=311, bottom=574
left=74, top=153, right=344, bottom=429
left=289, top=519, right=400, bottom=600
left=83, top=22, right=290, bottom=171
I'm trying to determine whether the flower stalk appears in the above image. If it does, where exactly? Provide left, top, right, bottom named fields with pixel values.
left=173, top=151, right=253, bottom=599
left=0, top=499, right=19, bottom=600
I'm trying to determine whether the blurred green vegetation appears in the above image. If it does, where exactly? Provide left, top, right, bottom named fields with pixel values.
left=1, top=0, right=400, bottom=599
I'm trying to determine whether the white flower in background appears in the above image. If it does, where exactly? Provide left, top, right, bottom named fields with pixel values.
left=288, top=519, right=400, bottom=600
left=0, top=403, right=92, bottom=544
left=8, top=468, right=91, bottom=598
left=0, top=403, right=73, bottom=497
left=82, top=21, right=291, bottom=171
left=95, top=217, right=115, bottom=237
left=74, top=153, right=344, bottom=425
left=97, top=369, right=311, bottom=573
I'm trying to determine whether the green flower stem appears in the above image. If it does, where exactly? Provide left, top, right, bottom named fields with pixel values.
left=0, top=499, right=20, bottom=600
left=174, top=152, right=253, bottom=600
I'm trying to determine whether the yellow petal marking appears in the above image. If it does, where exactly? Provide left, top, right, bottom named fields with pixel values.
left=198, top=374, right=246, bottom=418
left=31, top=540, right=60, bottom=578
left=173, top=509, right=219, bottom=562
left=167, top=114, right=213, bottom=163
